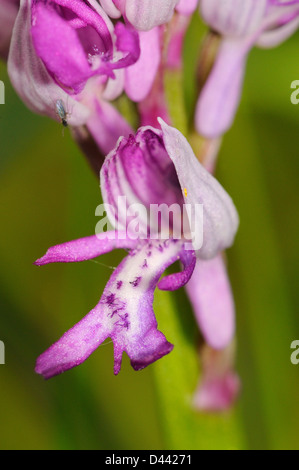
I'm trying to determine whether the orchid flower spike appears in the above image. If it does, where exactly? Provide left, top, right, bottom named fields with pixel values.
left=8, top=0, right=140, bottom=127
left=196, top=0, right=299, bottom=138
left=34, top=120, right=239, bottom=379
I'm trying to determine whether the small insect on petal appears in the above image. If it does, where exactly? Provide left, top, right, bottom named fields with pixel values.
left=55, top=99, right=68, bottom=127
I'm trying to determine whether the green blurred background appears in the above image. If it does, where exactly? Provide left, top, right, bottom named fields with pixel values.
left=0, top=16, right=299, bottom=450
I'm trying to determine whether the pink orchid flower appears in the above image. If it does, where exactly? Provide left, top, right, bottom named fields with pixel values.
left=7, top=1, right=164, bottom=154
left=34, top=120, right=239, bottom=379
left=8, top=0, right=139, bottom=126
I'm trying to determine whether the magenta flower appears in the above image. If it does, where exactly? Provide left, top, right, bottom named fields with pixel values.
left=101, top=119, right=239, bottom=259
left=8, top=0, right=140, bottom=128
left=124, top=26, right=161, bottom=102
left=200, top=0, right=268, bottom=37
left=34, top=120, right=239, bottom=379
left=99, top=0, right=180, bottom=31
left=0, top=0, right=19, bottom=60
left=196, top=0, right=299, bottom=138
left=35, top=236, right=190, bottom=378
left=7, top=1, right=164, bottom=154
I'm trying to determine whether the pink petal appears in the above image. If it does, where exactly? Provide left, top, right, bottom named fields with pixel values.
left=99, top=0, right=122, bottom=18
left=158, top=119, right=239, bottom=259
left=100, top=127, right=183, bottom=235
left=35, top=302, right=111, bottom=379
left=185, top=255, right=235, bottom=349
left=86, top=99, right=134, bottom=156
left=195, top=37, right=249, bottom=139
left=158, top=248, right=196, bottom=291
left=199, top=0, right=267, bottom=37
left=125, top=0, right=179, bottom=30
left=257, top=13, right=299, bottom=47
left=8, top=0, right=90, bottom=125
left=102, top=69, right=125, bottom=101
left=35, top=239, right=185, bottom=378
left=125, top=27, right=161, bottom=102
left=176, top=0, right=198, bottom=16
left=35, top=231, right=137, bottom=266
left=113, top=21, right=140, bottom=71
left=31, top=1, right=108, bottom=94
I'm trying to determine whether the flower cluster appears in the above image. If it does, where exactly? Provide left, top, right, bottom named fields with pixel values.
left=2, top=0, right=297, bottom=412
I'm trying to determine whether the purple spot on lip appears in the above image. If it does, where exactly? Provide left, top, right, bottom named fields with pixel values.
left=130, top=276, right=142, bottom=287
left=104, top=293, right=126, bottom=311
left=106, top=293, right=116, bottom=305
left=117, top=281, right=123, bottom=290
left=129, top=249, right=138, bottom=257
left=142, top=259, right=148, bottom=268
left=146, top=251, right=152, bottom=257
left=115, top=313, right=130, bottom=330
left=109, top=310, right=118, bottom=318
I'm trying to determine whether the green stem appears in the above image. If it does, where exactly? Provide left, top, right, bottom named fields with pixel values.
left=152, top=288, right=245, bottom=449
